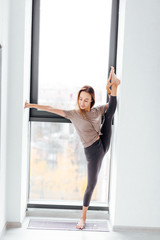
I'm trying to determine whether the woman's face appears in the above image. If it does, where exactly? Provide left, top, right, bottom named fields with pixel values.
left=79, top=91, right=92, bottom=111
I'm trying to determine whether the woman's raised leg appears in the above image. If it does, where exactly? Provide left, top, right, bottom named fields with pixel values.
left=100, top=67, right=120, bottom=153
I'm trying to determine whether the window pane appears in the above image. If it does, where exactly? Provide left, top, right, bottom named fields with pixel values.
left=29, top=121, right=110, bottom=206
left=38, top=0, right=111, bottom=108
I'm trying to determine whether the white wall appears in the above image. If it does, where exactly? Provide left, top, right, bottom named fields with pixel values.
left=0, top=0, right=32, bottom=235
left=6, top=0, right=32, bottom=225
left=0, top=0, right=10, bottom=236
left=109, top=0, right=160, bottom=230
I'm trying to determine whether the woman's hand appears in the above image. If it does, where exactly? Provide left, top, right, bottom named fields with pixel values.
left=24, top=101, right=66, bottom=117
left=106, top=66, right=121, bottom=97
left=106, top=68, right=114, bottom=95
left=24, top=100, right=34, bottom=109
left=106, top=66, right=121, bottom=90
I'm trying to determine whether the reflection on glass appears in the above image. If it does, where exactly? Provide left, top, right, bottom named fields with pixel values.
left=29, top=122, right=110, bottom=205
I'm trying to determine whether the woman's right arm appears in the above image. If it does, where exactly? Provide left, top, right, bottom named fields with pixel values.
left=24, top=100, right=66, bottom=117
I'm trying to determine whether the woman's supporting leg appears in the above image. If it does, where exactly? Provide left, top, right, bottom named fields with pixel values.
left=76, top=159, right=103, bottom=229
left=76, top=140, right=104, bottom=229
left=83, top=159, right=102, bottom=207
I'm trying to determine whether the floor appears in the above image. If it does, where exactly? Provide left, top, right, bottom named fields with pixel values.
left=1, top=209, right=160, bottom=240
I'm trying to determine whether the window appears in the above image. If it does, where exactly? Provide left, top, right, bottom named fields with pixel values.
left=29, top=121, right=111, bottom=206
left=28, top=0, right=119, bottom=210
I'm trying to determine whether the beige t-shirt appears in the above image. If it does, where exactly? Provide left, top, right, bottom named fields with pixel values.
left=63, top=104, right=107, bottom=148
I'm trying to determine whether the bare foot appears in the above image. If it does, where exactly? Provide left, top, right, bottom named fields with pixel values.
left=111, top=67, right=121, bottom=86
left=76, top=218, right=86, bottom=230
left=106, top=72, right=114, bottom=96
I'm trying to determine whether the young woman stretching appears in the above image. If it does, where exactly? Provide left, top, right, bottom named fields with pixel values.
left=24, top=66, right=120, bottom=229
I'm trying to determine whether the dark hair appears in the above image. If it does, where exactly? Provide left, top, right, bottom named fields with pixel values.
left=76, top=85, right=95, bottom=118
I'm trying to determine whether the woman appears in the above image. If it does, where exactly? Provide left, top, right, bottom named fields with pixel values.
left=24, top=66, right=120, bottom=229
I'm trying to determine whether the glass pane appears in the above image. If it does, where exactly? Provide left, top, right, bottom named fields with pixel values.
left=29, top=121, right=110, bottom=206
left=38, top=0, right=112, bottom=108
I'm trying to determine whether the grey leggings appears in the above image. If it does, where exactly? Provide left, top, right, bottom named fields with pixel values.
left=83, top=95, right=117, bottom=207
